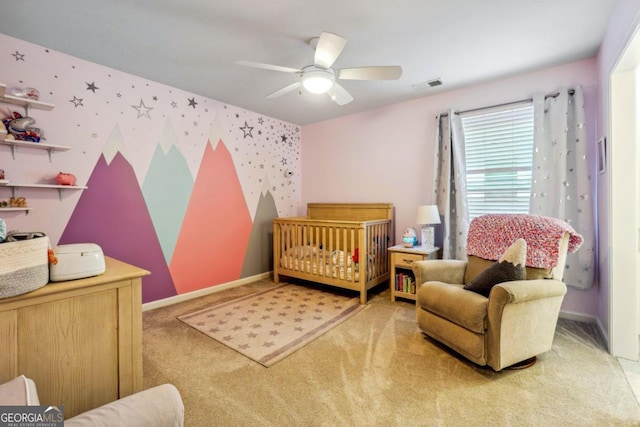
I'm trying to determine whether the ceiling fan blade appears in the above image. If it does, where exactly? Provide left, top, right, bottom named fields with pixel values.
left=327, top=83, right=353, bottom=106
left=235, top=60, right=301, bottom=74
left=338, top=66, right=403, bottom=80
left=314, top=32, right=347, bottom=69
left=266, top=82, right=302, bottom=99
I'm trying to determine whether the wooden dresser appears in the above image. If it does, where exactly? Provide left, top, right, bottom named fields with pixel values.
left=0, top=257, right=149, bottom=418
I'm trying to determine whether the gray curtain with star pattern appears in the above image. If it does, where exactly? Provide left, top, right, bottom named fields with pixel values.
left=530, top=87, right=595, bottom=289
left=433, top=110, right=469, bottom=260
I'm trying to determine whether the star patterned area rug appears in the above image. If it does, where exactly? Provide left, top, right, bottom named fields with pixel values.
left=177, top=283, right=366, bottom=367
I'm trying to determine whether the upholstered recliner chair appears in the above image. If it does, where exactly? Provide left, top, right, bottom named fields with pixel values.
left=412, top=214, right=583, bottom=371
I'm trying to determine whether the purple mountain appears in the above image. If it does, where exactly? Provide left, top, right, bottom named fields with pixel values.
left=59, top=152, right=177, bottom=303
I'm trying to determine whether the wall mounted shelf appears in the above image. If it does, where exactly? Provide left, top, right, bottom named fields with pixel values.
left=1, top=183, right=87, bottom=201
left=0, top=207, right=30, bottom=214
left=1, top=139, right=71, bottom=161
left=0, top=83, right=55, bottom=114
left=1, top=83, right=61, bottom=161
left=0, top=82, right=77, bottom=214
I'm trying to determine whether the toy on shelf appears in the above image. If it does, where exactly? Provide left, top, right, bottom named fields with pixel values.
left=2, top=110, right=44, bottom=142
left=56, top=172, right=77, bottom=186
left=9, top=197, right=27, bottom=207
left=6, top=87, right=40, bottom=101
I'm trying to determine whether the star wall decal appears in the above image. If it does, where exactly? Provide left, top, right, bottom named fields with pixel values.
left=11, top=51, right=25, bottom=61
left=132, top=99, right=153, bottom=119
left=171, top=101, right=177, bottom=108
left=188, top=97, right=197, bottom=108
left=86, top=82, right=99, bottom=93
left=281, top=134, right=287, bottom=143
left=240, top=121, right=254, bottom=139
left=69, top=96, right=84, bottom=107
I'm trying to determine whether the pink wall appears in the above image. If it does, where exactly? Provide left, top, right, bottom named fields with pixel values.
left=302, top=57, right=601, bottom=317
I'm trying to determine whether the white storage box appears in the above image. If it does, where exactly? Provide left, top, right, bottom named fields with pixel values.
left=0, top=236, right=50, bottom=298
left=49, top=243, right=105, bottom=282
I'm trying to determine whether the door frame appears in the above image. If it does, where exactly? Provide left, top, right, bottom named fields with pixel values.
left=609, top=25, right=640, bottom=361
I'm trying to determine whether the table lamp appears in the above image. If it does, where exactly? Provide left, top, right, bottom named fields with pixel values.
left=416, top=205, right=441, bottom=249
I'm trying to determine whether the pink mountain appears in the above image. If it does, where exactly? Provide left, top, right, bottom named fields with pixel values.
left=169, top=140, right=252, bottom=293
left=60, top=152, right=177, bottom=303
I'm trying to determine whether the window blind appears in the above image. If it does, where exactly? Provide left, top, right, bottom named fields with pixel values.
left=461, top=103, right=534, bottom=219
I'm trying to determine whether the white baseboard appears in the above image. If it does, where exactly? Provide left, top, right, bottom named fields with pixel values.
left=595, top=317, right=610, bottom=351
left=559, top=309, right=598, bottom=324
left=559, top=309, right=610, bottom=350
left=142, top=272, right=272, bottom=312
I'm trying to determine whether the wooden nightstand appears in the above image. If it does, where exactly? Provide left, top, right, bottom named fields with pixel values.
left=388, top=244, right=440, bottom=302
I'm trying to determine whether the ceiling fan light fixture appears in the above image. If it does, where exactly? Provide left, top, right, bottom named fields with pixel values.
left=301, top=68, right=335, bottom=94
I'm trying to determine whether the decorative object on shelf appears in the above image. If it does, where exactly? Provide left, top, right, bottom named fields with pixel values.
left=2, top=111, right=44, bottom=142
left=56, top=172, right=77, bottom=186
left=9, top=197, right=27, bottom=207
left=0, top=169, right=4, bottom=180
left=416, top=205, right=441, bottom=250
left=402, top=227, right=418, bottom=248
left=6, top=87, right=40, bottom=101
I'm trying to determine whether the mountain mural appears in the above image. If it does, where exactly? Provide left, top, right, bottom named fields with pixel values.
left=1, top=35, right=302, bottom=305
left=169, top=139, right=253, bottom=294
left=241, top=184, right=278, bottom=278
left=60, top=127, right=178, bottom=303
left=142, top=142, right=194, bottom=264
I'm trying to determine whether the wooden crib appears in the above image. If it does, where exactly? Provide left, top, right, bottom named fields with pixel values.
left=273, top=203, right=394, bottom=304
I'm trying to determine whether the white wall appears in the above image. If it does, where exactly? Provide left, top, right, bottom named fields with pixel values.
left=597, top=0, right=640, bottom=352
left=302, top=57, right=600, bottom=317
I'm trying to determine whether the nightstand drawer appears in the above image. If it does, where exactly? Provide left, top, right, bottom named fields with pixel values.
left=394, top=253, right=425, bottom=267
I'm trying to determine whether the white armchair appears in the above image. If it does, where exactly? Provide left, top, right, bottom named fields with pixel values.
left=0, top=375, right=184, bottom=427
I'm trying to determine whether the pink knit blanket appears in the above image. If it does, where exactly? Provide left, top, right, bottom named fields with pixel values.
left=466, top=214, right=583, bottom=269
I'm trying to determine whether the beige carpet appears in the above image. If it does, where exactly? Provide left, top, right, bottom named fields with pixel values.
left=177, top=283, right=365, bottom=367
left=143, top=279, right=640, bottom=426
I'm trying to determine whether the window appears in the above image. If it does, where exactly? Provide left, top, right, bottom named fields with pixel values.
left=461, top=103, right=534, bottom=219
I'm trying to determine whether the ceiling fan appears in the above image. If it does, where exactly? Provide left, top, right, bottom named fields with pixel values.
left=236, top=32, right=403, bottom=106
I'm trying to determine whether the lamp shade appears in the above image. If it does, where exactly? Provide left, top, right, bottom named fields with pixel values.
left=302, top=69, right=335, bottom=94
left=416, top=205, right=441, bottom=225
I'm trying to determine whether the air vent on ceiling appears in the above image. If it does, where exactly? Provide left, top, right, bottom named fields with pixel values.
left=412, top=78, right=443, bottom=92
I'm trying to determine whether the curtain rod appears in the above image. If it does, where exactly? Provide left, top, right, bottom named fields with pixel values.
left=438, top=88, right=575, bottom=118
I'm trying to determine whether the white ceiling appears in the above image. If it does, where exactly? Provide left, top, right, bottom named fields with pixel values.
left=0, top=0, right=618, bottom=126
